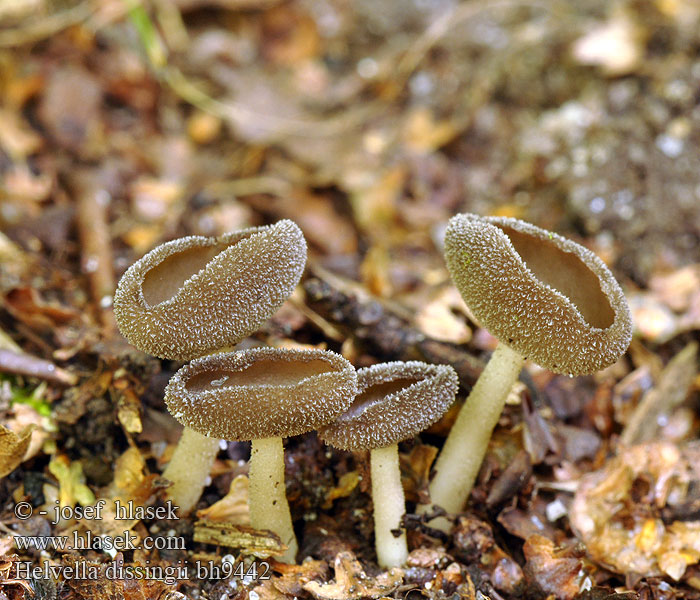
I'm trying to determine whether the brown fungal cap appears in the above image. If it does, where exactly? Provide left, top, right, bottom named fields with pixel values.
left=444, top=213, right=632, bottom=375
left=165, top=347, right=357, bottom=440
left=114, top=220, right=306, bottom=360
left=318, top=361, right=458, bottom=451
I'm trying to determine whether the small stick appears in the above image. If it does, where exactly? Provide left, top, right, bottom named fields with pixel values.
left=303, top=276, right=483, bottom=385
left=72, top=172, right=117, bottom=334
left=0, top=348, right=77, bottom=386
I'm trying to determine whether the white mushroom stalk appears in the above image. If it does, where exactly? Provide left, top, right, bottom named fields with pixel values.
left=422, top=213, right=632, bottom=529
left=425, top=343, right=523, bottom=529
left=370, top=444, right=408, bottom=568
left=163, top=429, right=221, bottom=514
left=249, top=437, right=297, bottom=562
left=164, top=347, right=358, bottom=563
left=113, top=220, right=308, bottom=514
left=319, top=361, right=458, bottom=568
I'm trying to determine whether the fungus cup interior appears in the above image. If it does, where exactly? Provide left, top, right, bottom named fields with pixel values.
left=341, top=376, right=421, bottom=421
left=142, top=233, right=255, bottom=306
left=496, top=224, right=614, bottom=329
left=184, top=358, right=335, bottom=391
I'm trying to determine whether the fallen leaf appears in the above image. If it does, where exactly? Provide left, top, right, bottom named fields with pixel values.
left=570, top=441, right=700, bottom=580
left=37, top=64, right=104, bottom=156
left=414, top=286, right=471, bottom=344
left=197, top=474, right=250, bottom=523
left=0, top=423, right=34, bottom=478
left=262, top=4, right=320, bottom=65
left=271, top=559, right=329, bottom=597
left=303, top=551, right=403, bottom=600
left=323, top=471, right=360, bottom=509
left=523, top=535, right=582, bottom=600
left=3, top=402, right=47, bottom=462
left=452, top=516, right=524, bottom=595
left=399, top=443, right=437, bottom=504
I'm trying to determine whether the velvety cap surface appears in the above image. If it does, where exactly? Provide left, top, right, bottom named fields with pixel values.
left=444, top=213, right=632, bottom=375
left=165, top=347, right=358, bottom=440
left=114, top=220, right=307, bottom=360
left=319, top=361, right=458, bottom=451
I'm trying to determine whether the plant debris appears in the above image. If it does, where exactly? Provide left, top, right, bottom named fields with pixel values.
left=0, top=0, right=699, bottom=598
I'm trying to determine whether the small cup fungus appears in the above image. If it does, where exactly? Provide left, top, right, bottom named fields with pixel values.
left=319, top=361, right=458, bottom=568
left=425, top=213, right=632, bottom=525
left=114, top=219, right=307, bottom=360
left=165, top=346, right=358, bottom=563
left=113, top=219, right=307, bottom=515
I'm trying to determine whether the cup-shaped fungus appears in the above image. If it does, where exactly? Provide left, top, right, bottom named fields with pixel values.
left=425, top=213, right=632, bottom=527
left=113, top=220, right=307, bottom=515
left=114, top=219, right=307, bottom=360
left=319, top=361, right=459, bottom=568
left=165, top=347, right=358, bottom=563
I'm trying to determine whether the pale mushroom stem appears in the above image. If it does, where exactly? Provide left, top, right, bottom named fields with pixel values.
left=424, top=342, right=524, bottom=530
left=371, top=444, right=408, bottom=568
left=249, top=436, right=298, bottom=563
left=164, top=428, right=221, bottom=514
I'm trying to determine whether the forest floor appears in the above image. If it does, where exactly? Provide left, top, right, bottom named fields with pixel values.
left=0, top=0, right=700, bottom=599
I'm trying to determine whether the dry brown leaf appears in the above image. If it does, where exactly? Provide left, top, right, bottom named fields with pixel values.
left=252, top=190, right=358, bottom=255
left=187, top=110, right=222, bottom=144
left=37, top=65, right=104, bottom=156
left=414, top=286, right=471, bottom=344
left=0, top=423, right=34, bottom=478
left=650, top=265, right=700, bottom=312
left=322, top=471, right=360, bottom=509
left=399, top=443, right=437, bottom=504
left=2, top=402, right=46, bottom=462
left=523, top=535, right=582, bottom=600
left=303, top=551, right=403, bottom=600
left=271, top=559, right=329, bottom=597
left=570, top=441, right=700, bottom=580
left=130, top=177, right=183, bottom=221
left=453, top=516, right=524, bottom=595
left=197, top=474, right=250, bottom=523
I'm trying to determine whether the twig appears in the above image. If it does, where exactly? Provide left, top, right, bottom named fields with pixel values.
left=302, top=275, right=483, bottom=386
left=71, top=171, right=117, bottom=334
left=0, top=2, right=92, bottom=48
left=0, top=348, right=77, bottom=386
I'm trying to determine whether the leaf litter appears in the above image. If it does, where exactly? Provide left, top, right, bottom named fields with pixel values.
left=0, top=0, right=699, bottom=599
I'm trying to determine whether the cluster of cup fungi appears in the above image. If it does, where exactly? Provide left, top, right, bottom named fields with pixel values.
left=113, top=214, right=633, bottom=569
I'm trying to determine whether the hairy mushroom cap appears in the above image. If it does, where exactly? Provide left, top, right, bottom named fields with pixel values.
left=165, top=347, right=358, bottom=440
left=319, top=361, right=459, bottom=451
left=444, top=213, right=632, bottom=376
left=113, top=220, right=307, bottom=360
